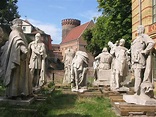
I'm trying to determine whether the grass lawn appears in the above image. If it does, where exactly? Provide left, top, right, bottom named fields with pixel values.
left=0, top=88, right=118, bottom=117
left=46, top=90, right=118, bottom=117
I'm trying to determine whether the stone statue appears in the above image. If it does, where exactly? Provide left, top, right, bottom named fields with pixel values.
left=131, top=25, right=155, bottom=95
left=95, top=47, right=112, bottom=70
left=71, top=51, right=89, bottom=92
left=93, top=47, right=112, bottom=86
left=28, top=33, right=47, bottom=88
left=0, top=18, right=32, bottom=99
left=108, top=39, right=129, bottom=90
left=123, top=25, right=156, bottom=105
left=63, top=48, right=75, bottom=84
left=108, top=41, right=117, bottom=89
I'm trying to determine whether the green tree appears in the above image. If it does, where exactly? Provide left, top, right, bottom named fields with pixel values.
left=0, top=0, right=20, bottom=33
left=83, top=0, right=132, bottom=55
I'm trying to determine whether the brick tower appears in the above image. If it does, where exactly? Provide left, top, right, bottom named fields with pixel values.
left=62, top=18, right=81, bottom=40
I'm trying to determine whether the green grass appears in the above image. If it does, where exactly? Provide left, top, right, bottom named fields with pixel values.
left=0, top=88, right=117, bottom=117
left=46, top=90, right=117, bottom=117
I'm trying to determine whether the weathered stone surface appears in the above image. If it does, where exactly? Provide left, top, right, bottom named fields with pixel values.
left=123, top=94, right=156, bottom=105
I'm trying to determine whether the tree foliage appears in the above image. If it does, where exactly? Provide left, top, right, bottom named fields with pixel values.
left=83, top=0, right=132, bottom=56
left=0, top=0, right=20, bottom=33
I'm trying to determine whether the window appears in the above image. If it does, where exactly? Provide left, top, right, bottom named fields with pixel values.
left=22, top=27, right=26, bottom=31
left=153, top=0, right=156, bottom=23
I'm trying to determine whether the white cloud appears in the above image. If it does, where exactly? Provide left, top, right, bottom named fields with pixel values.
left=25, top=18, right=62, bottom=44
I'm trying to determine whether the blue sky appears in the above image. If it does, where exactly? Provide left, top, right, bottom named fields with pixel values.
left=17, top=0, right=101, bottom=44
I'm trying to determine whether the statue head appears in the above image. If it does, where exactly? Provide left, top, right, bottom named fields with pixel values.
left=102, top=47, right=108, bottom=52
left=12, top=18, right=22, bottom=26
left=35, top=33, right=41, bottom=42
left=119, top=39, right=125, bottom=46
left=137, top=25, right=145, bottom=35
left=11, top=18, right=22, bottom=31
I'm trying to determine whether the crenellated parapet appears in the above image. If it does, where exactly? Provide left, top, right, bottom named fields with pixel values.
left=62, top=19, right=80, bottom=26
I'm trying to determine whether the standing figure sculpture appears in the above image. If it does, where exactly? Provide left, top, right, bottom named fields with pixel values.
left=0, top=18, right=32, bottom=99
left=28, top=33, right=47, bottom=88
left=109, top=39, right=129, bottom=90
left=71, top=51, right=89, bottom=92
left=63, top=48, right=75, bottom=84
left=131, top=25, right=155, bottom=95
left=123, top=25, right=156, bottom=105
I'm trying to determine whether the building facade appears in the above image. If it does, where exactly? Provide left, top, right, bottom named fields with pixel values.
left=132, top=0, right=156, bottom=41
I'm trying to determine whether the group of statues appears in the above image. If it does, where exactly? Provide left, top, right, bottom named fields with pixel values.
left=63, top=25, right=156, bottom=102
left=63, top=48, right=89, bottom=92
left=94, top=25, right=156, bottom=104
left=1, top=17, right=154, bottom=105
left=0, top=18, right=47, bottom=99
left=3, top=18, right=153, bottom=104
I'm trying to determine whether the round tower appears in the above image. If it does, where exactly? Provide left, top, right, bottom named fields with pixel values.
left=62, top=18, right=81, bottom=40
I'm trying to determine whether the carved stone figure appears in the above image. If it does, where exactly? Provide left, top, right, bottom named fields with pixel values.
left=28, top=33, right=47, bottom=88
left=63, top=48, right=75, bottom=84
left=0, top=18, right=32, bottom=99
left=95, top=47, right=112, bottom=70
left=71, top=51, right=88, bottom=92
left=123, top=25, right=156, bottom=105
left=131, top=25, right=155, bottom=95
left=109, top=39, right=129, bottom=90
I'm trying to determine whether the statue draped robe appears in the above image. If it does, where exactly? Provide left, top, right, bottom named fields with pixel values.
left=1, top=29, right=32, bottom=98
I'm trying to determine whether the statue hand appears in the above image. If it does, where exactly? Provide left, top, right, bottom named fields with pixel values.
left=21, top=45, right=28, bottom=54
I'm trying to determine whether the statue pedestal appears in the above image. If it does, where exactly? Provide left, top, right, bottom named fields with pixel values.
left=115, top=86, right=129, bottom=92
left=0, top=97, right=34, bottom=105
left=71, top=87, right=88, bottom=93
left=93, top=69, right=111, bottom=86
left=123, top=94, right=156, bottom=105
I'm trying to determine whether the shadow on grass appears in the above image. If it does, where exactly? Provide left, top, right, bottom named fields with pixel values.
left=42, top=89, right=91, bottom=117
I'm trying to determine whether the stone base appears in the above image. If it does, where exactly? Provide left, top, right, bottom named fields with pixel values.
left=123, top=94, right=156, bottom=105
left=93, top=80, right=110, bottom=86
left=94, top=69, right=111, bottom=86
left=0, top=97, right=34, bottom=105
left=115, top=86, right=129, bottom=92
left=33, top=87, right=41, bottom=93
left=71, top=87, right=88, bottom=93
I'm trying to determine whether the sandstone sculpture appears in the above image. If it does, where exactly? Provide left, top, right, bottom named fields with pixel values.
left=28, top=33, right=47, bottom=88
left=71, top=51, right=88, bottom=92
left=63, top=48, right=75, bottom=84
left=0, top=18, right=32, bottom=99
left=108, top=39, right=129, bottom=90
left=123, top=25, right=156, bottom=105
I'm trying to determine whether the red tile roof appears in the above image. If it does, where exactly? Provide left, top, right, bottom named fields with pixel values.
left=61, top=21, right=91, bottom=44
